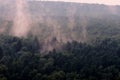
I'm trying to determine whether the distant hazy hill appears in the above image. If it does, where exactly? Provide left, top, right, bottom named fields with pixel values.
left=0, top=1, right=120, bottom=19
left=0, top=1, right=120, bottom=42
left=28, top=1, right=120, bottom=17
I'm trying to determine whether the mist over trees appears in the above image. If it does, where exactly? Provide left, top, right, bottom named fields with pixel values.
left=0, top=1, right=120, bottom=80
left=0, top=35, right=120, bottom=80
left=0, top=1, right=120, bottom=41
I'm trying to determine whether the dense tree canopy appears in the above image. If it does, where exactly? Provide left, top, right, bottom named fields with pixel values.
left=0, top=35, right=120, bottom=80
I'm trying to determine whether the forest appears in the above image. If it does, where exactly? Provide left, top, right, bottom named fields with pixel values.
left=0, top=35, right=120, bottom=80
left=0, top=1, right=120, bottom=80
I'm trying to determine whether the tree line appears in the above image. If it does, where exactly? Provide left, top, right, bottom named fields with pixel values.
left=0, top=35, right=120, bottom=80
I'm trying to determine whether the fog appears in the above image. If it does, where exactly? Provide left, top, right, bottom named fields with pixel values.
left=0, top=0, right=120, bottom=51
left=11, top=0, right=31, bottom=37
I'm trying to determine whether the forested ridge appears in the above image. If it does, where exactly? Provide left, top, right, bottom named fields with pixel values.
left=0, top=1, right=120, bottom=80
left=1, top=1, right=120, bottom=42
left=0, top=35, right=120, bottom=80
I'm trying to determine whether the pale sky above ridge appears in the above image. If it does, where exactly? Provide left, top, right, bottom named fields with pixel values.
left=36, top=0, right=120, bottom=5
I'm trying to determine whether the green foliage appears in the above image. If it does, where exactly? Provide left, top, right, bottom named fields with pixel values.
left=0, top=35, right=120, bottom=80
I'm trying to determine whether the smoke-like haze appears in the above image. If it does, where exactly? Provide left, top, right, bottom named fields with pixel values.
left=66, top=4, right=78, bottom=42
left=80, top=16, right=88, bottom=42
left=11, top=0, right=31, bottom=37
left=0, top=0, right=95, bottom=51
left=108, top=6, right=118, bottom=15
left=0, top=0, right=119, bottom=51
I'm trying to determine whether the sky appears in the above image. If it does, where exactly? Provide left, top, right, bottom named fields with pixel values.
left=39, top=0, right=120, bottom=5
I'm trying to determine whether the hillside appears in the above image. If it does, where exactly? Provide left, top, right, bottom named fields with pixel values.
left=0, top=1, right=120, bottom=42
left=1, top=1, right=120, bottom=80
